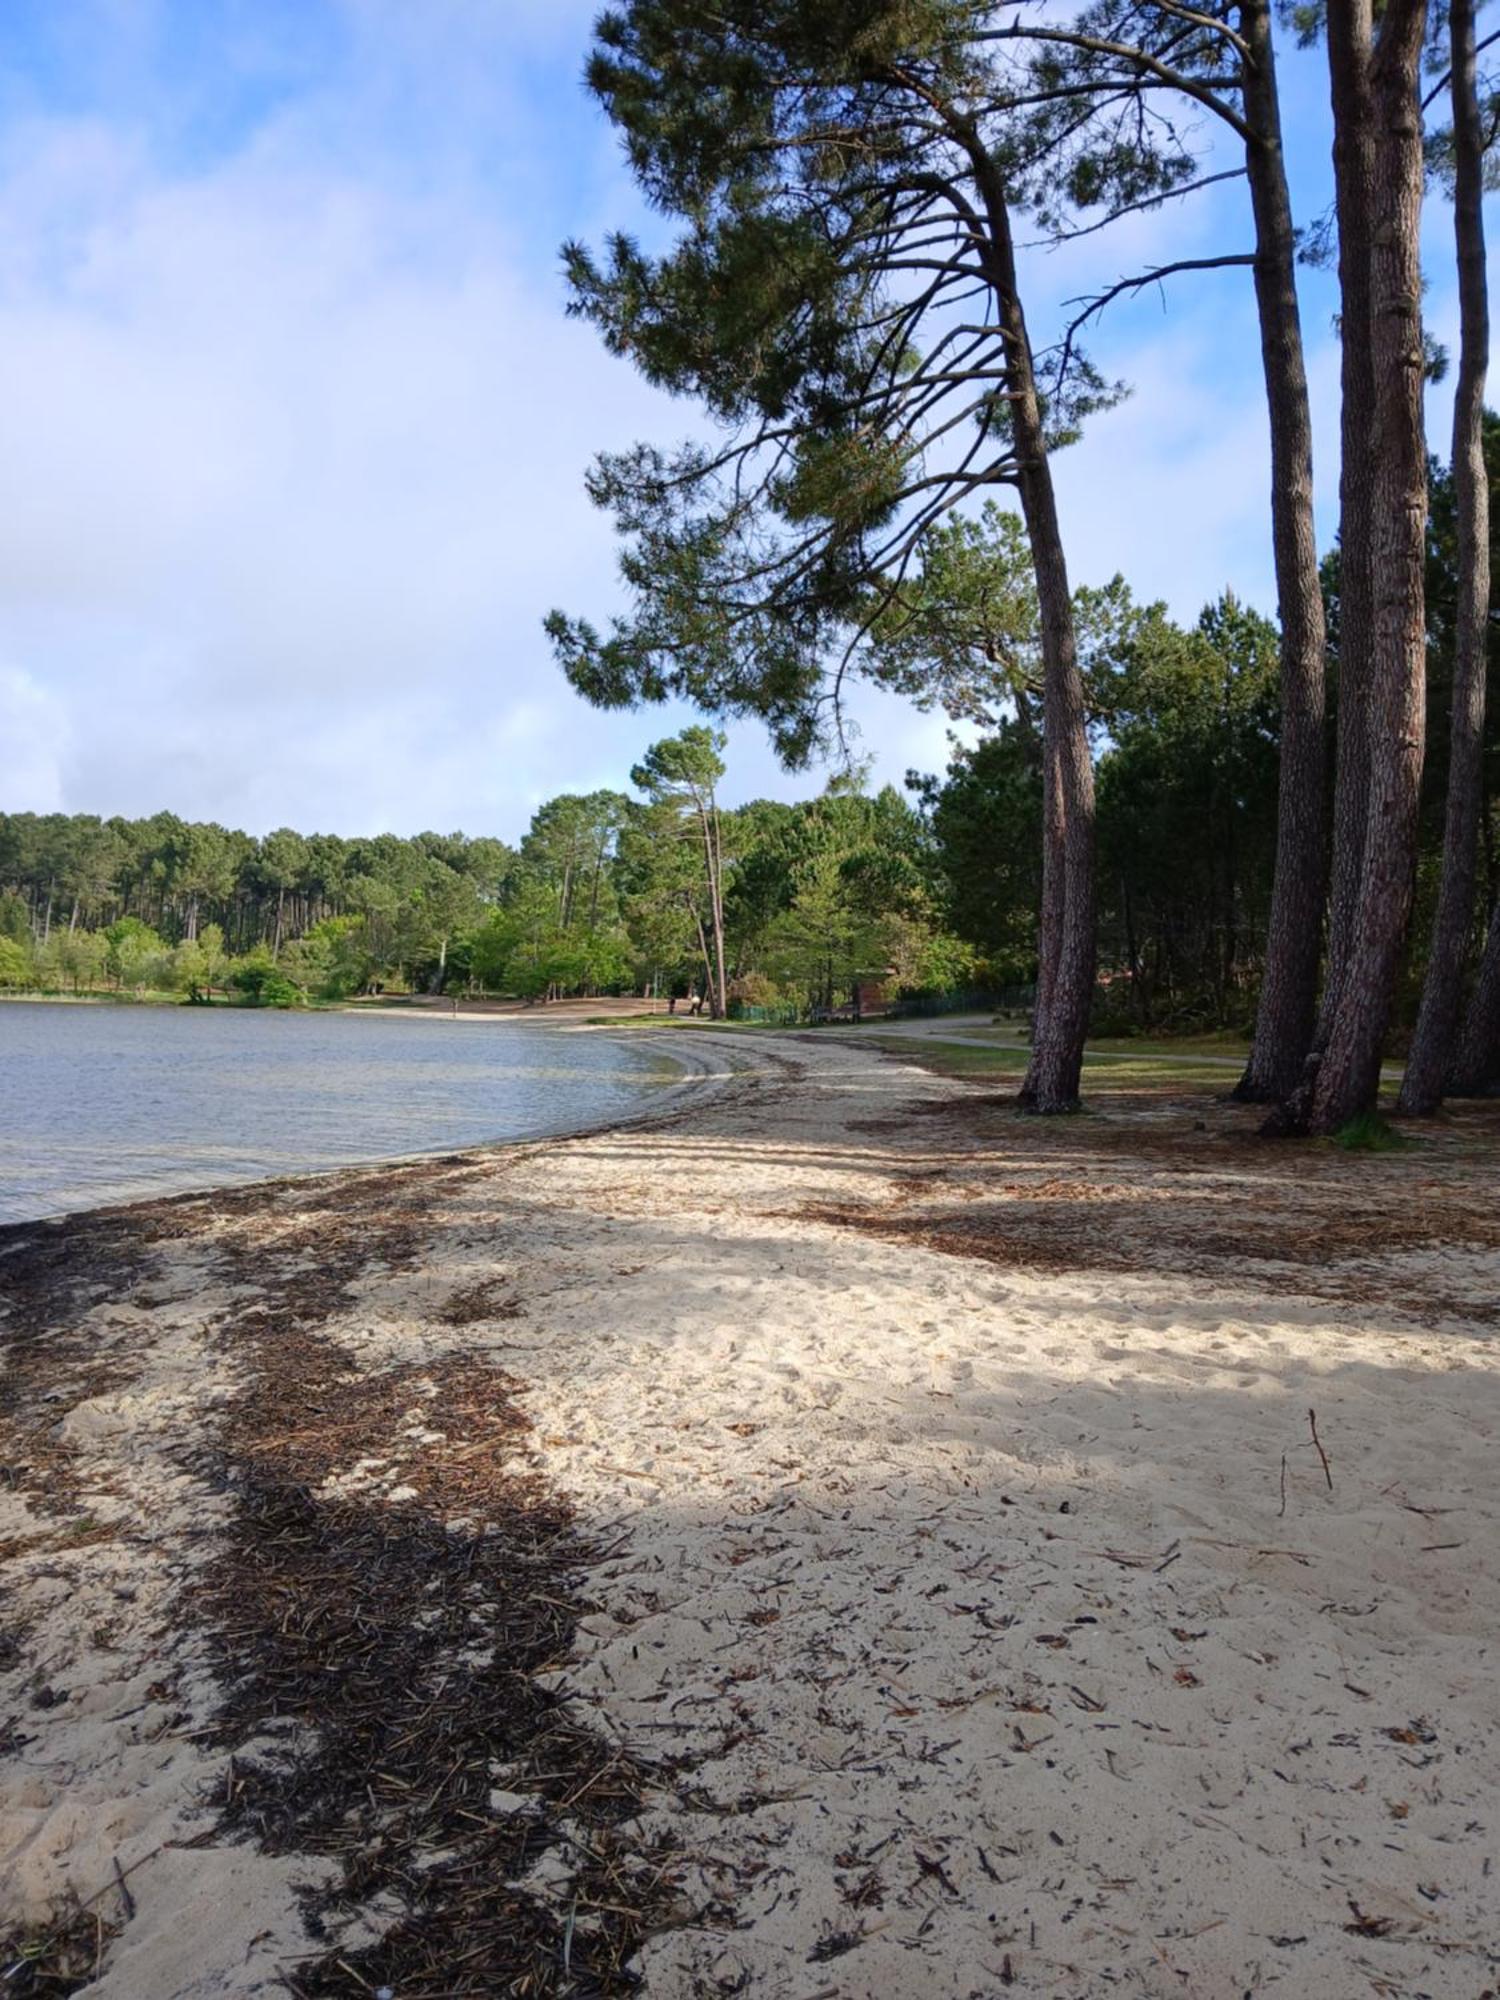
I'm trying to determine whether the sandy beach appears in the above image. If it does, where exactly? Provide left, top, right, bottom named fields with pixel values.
left=2, top=1031, right=1498, bottom=1997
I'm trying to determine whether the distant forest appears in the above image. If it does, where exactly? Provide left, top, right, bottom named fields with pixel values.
left=0, top=727, right=977, bottom=1016
left=4, top=464, right=1496, bottom=1029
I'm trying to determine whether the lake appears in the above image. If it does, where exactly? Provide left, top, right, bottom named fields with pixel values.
left=0, top=1002, right=689, bottom=1223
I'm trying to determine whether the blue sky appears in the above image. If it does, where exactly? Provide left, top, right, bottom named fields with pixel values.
left=0, top=2, right=1484, bottom=841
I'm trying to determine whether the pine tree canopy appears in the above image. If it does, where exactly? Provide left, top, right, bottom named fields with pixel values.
left=546, top=1, right=1215, bottom=762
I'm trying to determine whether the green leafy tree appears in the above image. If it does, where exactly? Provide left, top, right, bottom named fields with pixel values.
left=53, top=928, right=108, bottom=994
left=401, top=861, right=484, bottom=993
left=919, top=593, right=1280, bottom=1023
left=630, top=729, right=731, bottom=1016
left=170, top=920, right=227, bottom=1001
left=259, top=828, right=310, bottom=955
left=614, top=799, right=713, bottom=999
left=0, top=935, right=31, bottom=988
left=0, top=891, right=29, bottom=945
left=748, top=779, right=953, bottom=1011
left=61, top=819, right=128, bottom=932
left=230, top=948, right=304, bottom=1008
left=764, top=848, right=885, bottom=1013
left=197, top=923, right=227, bottom=997
left=105, top=917, right=167, bottom=991
left=168, top=822, right=239, bottom=941
left=280, top=915, right=371, bottom=1000
left=910, top=731, right=1043, bottom=985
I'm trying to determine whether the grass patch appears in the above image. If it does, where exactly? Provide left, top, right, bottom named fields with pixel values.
left=1333, top=1111, right=1411, bottom=1153
left=866, top=1036, right=1223, bottom=1094
left=871, top=1037, right=1029, bottom=1079
left=1086, top=1030, right=1250, bottom=1059
left=941, top=1026, right=1245, bottom=1066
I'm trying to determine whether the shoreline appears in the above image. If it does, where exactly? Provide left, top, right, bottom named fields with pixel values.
left=0, top=1025, right=738, bottom=1233
left=3, top=1035, right=1498, bottom=1997
left=0, top=990, right=675, bottom=1018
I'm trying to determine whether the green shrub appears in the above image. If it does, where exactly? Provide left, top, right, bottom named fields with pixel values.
left=231, top=956, right=305, bottom=1008
left=0, top=936, right=31, bottom=988
left=1333, top=1111, right=1408, bottom=1153
left=729, top=972, right=783, bottom=1009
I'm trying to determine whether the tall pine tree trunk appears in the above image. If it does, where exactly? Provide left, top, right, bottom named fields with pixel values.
left=971, top=151, right=1094, bottom=1114
left=710, top=807, right=729, bottom=1019
left=1398, top=0, right=1490, bottom=1115
left=690, top=903, right=715, bottom=1014
left=1309, top=0, right=1430, bottom=1134
left=1316, top=0, right=1379, bottom=1051
left=1234, top=0, right=1328, bottom=1102
left=694, top=800, right=728, bottom=1019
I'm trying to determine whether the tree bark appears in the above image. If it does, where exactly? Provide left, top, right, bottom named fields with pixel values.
left=428, top=935, right=449, bottom=995
left=969, top=151, right=1094, bottom=1113
left=1309, top=0, right=1430, bottom=1134
left=689, top=899, right=716, bottom=1015
left=1397, top=0, right=1490, bottom=1115
left=710, top=805, right=729, bottom=1019
left=1449, top=900, right=1500, bottom=1093
left=1233, top=0, right=1328, bottom=1102
left=1315, top=0, right=1379, bottom=1051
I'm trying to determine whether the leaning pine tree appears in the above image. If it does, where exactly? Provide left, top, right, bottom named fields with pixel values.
left=545, top=1, right=1191, bottom=1112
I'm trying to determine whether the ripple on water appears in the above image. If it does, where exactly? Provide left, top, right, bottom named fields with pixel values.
left=1, top=1003, right=683, bottom=1222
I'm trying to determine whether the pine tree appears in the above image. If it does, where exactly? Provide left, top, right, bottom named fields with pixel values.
left=544, top=3, right=1166, bottom=1109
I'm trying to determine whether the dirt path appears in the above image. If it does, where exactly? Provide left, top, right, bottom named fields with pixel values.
left=2, top=1035, right=1498, bottom=1997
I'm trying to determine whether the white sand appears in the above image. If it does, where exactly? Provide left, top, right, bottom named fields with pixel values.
left=3, top=1032, right=1498, bottom=1996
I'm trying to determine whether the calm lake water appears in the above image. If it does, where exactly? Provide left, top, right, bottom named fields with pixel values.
left=0, top=1002, right=687, bottom=1223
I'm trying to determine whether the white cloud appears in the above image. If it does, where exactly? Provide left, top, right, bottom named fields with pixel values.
left=0, top=63, right=698, bottom=829
left=0, top=34, right=997, bottom=833
left=0, top=10, right=1484, bottom=841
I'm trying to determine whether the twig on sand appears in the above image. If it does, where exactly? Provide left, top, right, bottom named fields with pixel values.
left=110, top=1858, right=136, bottom=1923
left=1308, top=1409, right=1333, bottom=1491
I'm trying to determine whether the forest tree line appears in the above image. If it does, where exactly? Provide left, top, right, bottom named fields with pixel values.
left=0, top=728, right=974, bottom=1011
